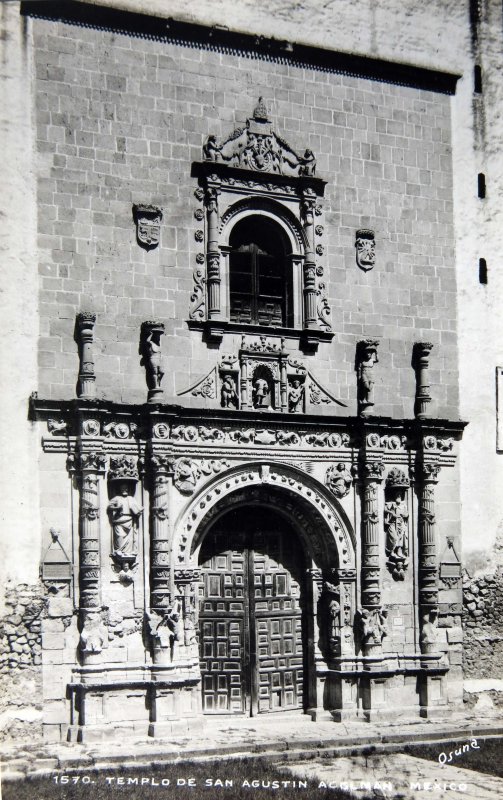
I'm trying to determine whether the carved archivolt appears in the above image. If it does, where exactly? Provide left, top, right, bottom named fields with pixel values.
left=175, top=463, right=355, bottom=570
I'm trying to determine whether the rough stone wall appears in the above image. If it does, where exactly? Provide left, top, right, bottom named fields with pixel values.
left=462, top=568, right=503, bottom=678
left=33, top=16, right=459, bottom=421
left=0, top=583, right=44, bottom=743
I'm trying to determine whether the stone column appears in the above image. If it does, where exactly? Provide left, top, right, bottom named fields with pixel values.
left=301, top=192, right=318, bottom=329
left=74, top=450, right=107, bottom=664
left=76, top=312, right=96, bottom=400
left=205, top=187, right=221, bottom=319
left=413, top=342, right=433, bottom=419
left=417, top=461, right=441, bottom=653
left=356, top=339, right=379, bottom=417
left=147, top=453, right=175, bottom=663
left=360, top=461, right=385, bottom=612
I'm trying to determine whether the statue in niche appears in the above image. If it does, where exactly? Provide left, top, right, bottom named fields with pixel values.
left=252, top=377, right=271, bottom=409
left=107, top=483, right=143, bottom=559
left=384, top=469, right=410, bottom=580
left=221, top=374, right=239, bottom=408
left=288, top=379, right=305, bottom=413
left=299, top=149, right=317, bottom=176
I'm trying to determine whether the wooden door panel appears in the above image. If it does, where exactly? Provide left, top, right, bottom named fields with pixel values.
left=199, top=511, right=305, bottom=715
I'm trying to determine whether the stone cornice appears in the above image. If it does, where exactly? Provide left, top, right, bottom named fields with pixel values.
left=21, top=0, right=460, bottom=95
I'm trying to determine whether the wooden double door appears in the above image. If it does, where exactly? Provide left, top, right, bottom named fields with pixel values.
left=199, top=507, right=306, bottom=715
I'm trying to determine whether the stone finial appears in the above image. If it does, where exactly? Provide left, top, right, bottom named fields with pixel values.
left=139, top=321, right=165, bottom=403
left=356, top=339, right=379, bottom=417
left=412, top=342, right=434, bottom=419
left=76, top=311, right=96, bottom=399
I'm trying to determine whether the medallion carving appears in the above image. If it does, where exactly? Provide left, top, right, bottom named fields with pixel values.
left=325, top=463, right=352, bottom=498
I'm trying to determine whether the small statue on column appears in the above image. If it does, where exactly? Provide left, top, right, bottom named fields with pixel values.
left=140, top=321, right=165, bottom=403
left=356, top=339, right=379, bottom=417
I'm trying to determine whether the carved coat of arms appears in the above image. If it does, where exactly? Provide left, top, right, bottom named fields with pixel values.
left=133, top=204, right=163, bottom=248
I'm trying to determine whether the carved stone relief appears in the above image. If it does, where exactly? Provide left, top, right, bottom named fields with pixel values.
left=384, top=468, right=410, bottom=581
left=139, top=321, right=165, bottom=403
left=325, top=463, right=352, bottom=499
left=133, top=204, right=162, bottom=249
left=202, top=97, right=317, bottom=178
left=355, top=229, right=375, bottom=271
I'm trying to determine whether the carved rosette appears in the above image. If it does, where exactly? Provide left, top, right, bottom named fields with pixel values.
left=356, top=339, right=379, bottom=417
left=417, top=461, right=441, bottom=652
left=76, top=312, right=96, bottom=400
left=149, top=454, right=173, bottom=615
left=325, top=463, right=352, bottom=499
left=413, top=342, right=434, bottom=419
left=360, top=461, right=385, bottom=616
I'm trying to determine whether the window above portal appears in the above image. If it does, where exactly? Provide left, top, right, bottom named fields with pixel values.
left=189, top=98, right=333, bottom=354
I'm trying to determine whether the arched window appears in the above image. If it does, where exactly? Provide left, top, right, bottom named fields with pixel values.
left=229, top=216, right=293, bottom=327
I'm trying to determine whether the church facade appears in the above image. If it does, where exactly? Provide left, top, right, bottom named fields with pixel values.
left=3, top=0, right=487, bottom=743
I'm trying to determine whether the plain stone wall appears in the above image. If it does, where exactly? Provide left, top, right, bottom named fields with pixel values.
left=33, top=17, right=459, bottom=422
left=462, top=569, right=503, bottom=678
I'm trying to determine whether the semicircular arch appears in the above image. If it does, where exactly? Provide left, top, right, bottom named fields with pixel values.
left=219, top=196, right=308, bottom=253
left=173, top=461, right=355, bottom=572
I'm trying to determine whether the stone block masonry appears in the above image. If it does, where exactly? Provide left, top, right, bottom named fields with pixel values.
left=33, top=17, right=459, bottom=420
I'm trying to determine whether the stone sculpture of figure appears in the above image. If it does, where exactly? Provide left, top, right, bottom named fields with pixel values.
left=420, top=609, right=438, bottom=652
left=80, top=613, right=107, bottom=655
left=140, top=322, right=165, bottom=401
left=253, top=377, right=270, bottom=408
left=384, top=491, right=409, bottom=579
left=288, top=379, right=304, bottom=413
left=299, top=148, right=316, bottom=176
left=221, top=375, right=238, bottom=408
left=107, top=483, right=143, bottom=557
left=166, top=600, right=182, bottom=645
left=203, top=134, right=221, bottom=161
left=358, top=607, right=388, bottom=652
left=357, top=339, right=379, bottom=416
left=184, top=613, right=197, bottom=646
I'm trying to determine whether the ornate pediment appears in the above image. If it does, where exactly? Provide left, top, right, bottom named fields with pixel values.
left=203, top=97, right=317, bottom=178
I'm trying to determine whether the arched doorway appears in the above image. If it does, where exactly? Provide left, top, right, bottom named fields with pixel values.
left=198, top=505, right=306, bottom=716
